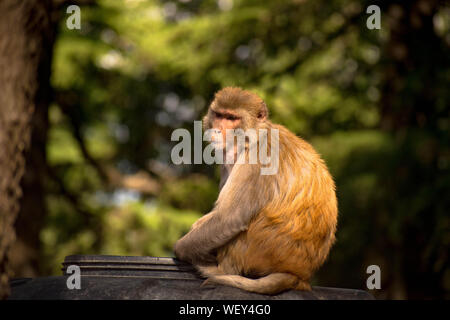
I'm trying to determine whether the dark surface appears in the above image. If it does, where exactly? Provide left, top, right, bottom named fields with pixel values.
left=8, top=255, right=374, bottom=300
left=62, top=255, right=198, bottom=280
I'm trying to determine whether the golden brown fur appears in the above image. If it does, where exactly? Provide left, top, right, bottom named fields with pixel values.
left=174, top=87, right=338, bottom=294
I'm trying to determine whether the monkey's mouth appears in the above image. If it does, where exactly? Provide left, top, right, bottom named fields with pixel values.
left=206, top=142, right=222, bottom=152
left=210, top=140, right=225, bottom=147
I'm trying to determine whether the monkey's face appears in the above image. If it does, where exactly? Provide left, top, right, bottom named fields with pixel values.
left=203, top=87, right=269, bottom=151
left=204, top=107, right=243, bottom=150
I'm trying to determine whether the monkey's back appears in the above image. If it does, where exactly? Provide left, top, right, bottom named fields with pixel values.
left=217, top=124, right=338, bottom=283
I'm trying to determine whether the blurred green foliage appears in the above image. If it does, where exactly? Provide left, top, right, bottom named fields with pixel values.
left=41, top=0, right=449, bottom=298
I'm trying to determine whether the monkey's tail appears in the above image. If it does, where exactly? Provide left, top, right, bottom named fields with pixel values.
left=202, top=272, right=308, bottom=295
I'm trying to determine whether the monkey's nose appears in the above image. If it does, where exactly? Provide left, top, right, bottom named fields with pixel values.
left=210, top=129, right=222, bottom=142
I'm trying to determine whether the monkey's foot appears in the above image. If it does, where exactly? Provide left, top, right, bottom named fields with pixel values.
left=201, top=278, right=217, bottom=288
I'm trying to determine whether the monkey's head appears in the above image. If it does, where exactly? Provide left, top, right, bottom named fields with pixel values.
left=203, top=87, right=268, bottom=149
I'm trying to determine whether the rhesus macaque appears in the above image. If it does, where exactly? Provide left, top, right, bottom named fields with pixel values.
left=174, top=87, right=337, bottom=294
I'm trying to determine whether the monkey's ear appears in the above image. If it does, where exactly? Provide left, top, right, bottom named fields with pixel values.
left=257, top=102, right=268, bottom=121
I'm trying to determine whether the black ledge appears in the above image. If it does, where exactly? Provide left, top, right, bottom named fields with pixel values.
left=8, top=255, right=374, bottom=300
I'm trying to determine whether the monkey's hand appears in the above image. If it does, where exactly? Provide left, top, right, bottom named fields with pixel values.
left=174, top=209, right=249, bottom=265
left=174, top=212, right=216, bottom=264
left=174, top=235, right=216, bottom=265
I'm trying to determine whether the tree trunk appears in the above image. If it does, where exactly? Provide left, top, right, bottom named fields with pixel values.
left=0, top=0, right=54, bottom=298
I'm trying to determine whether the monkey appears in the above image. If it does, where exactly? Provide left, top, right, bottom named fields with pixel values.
left=174, top=87, right=337, bottom=294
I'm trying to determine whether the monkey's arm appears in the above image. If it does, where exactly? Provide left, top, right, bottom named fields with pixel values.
left=190, top=212, right=214, bottom=231
left=174, top=164, right=273, bottom=265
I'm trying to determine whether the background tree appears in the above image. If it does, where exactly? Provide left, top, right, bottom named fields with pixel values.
left=0, top=0, right=54, bottom=298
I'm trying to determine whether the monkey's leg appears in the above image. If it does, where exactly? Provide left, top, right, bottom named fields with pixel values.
left=295, top=279, right=312, bottom=291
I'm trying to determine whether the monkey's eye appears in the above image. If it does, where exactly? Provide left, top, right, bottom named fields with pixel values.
left=214, top=111, right=223, bottom=119
left=213, top=111, right=239, bottom=121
